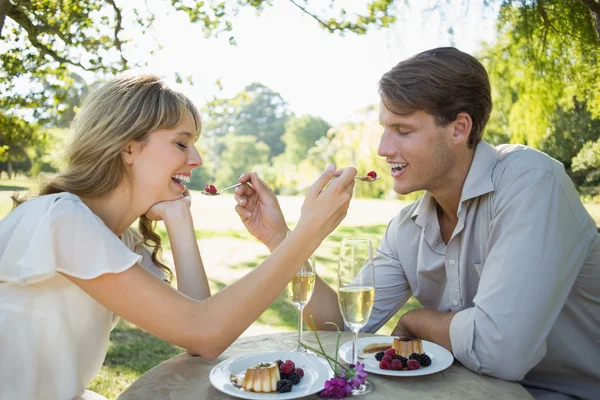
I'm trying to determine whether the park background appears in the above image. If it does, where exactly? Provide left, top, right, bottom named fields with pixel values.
left=1, top=1, right=599, bottom=398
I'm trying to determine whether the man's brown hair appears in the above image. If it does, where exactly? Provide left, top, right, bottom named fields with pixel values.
left=379, top=47, right=492, bottom=148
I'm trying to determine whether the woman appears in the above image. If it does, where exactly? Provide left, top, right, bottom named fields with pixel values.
left=0, top=75, right=356, bottom=399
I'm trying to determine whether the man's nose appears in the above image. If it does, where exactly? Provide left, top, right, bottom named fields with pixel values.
left=377, top=130, right=393, bottom=157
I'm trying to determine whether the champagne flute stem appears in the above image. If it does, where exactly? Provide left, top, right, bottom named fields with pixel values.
left=352, top=328, right=358, bottom=365
left=297, top=307, right=304, bottom=352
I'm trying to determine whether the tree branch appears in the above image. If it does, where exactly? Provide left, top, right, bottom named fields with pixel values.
left=106, top=0, right=128, bottom=68
left=5, top=3, right=103, bottom=71
left=287, top=0, right=334, bottom=32
left=0, top=0, right=10, bottom=37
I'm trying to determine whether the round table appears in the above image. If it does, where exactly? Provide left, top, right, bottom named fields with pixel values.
left=118, top=332, right=532, bottom=400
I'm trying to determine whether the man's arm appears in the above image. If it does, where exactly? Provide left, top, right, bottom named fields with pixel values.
left=447, top=166, right=596, bottom=381
left=303, top=275, right=344, bottom=330
left=305, top=217, right=414, bottom=333
left=395, top=309, right=456, bottom=351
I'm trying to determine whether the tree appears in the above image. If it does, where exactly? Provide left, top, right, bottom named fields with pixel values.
left=0, top=113, right=41, bottom=179
left=202, top=83, right=291, bottom=157
left=280, top=115, right=330, bottom=165
left=481, top=1, right=599, bottom=148
left=539, top=101, right=600, bottom=172
left=571, top=139, right=600, bottom=198
left=214, top=133, right=270, bottom=188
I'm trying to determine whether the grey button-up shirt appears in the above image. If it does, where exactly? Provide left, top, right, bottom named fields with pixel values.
left=363, top=141, right=600, bottom=400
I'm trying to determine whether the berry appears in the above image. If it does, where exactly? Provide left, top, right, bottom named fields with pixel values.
left=285, top=360, right=296, bottom=369
left=276, top=359, right=283, bottom=367
left=419, top=353, right=432, bottom=367
left=379, top=359, right=391, bottom=370
left=277, top=379, right=293, bottom=393
left=398, top=356, right=408, bottom=368
left=374, top=351, right=385, bottom=361
left=407, top=359, right=420, bottom=370
left=382, top=355, right=393, bottom=364
left=288, top=371, right=301, bottom=385
left=280, top=361, right=295, bottom=374
left=409, top=353, right=420, bottom=360
left=391, top=359, right=404, bottom=371
left=367, top=171, right=377, bottom=179
left=205, top=184, right=217, bottom=194
left=295, top=367, right=304, bottom=378
left=279, top=372, right=289, bottom=380
left=384, top=348, right=396, bottom=357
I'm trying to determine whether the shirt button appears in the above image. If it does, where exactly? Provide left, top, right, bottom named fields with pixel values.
left=452, top=300, right=459, bottom=306
left=449, top=259, right=456, bottom=266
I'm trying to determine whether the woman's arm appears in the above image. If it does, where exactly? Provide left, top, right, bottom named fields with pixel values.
left=65, top=166, right=356, bottom=359
left=164, top=206, right=210, bottom=301
left=145, top=191, right=210, bottom=301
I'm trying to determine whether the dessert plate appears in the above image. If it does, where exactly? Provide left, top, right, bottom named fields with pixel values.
left=338, top=336, right=454, bottom=377
left=209, top=350, right=334, bottom=399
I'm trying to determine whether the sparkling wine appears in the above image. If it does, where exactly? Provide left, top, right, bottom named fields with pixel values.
left=288, top=272, right=316, bottom=308
left=338, top=286, right=375, bottom=329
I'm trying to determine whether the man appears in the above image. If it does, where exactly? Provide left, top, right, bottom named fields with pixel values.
left=234, top=47, right=600, bottom=399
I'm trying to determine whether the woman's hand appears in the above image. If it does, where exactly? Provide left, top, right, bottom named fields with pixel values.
left=296, top=164, right=356, bottom=242
left=145, top=188, right=192, bottom=221
left=234, top=172, right=288, bottom=251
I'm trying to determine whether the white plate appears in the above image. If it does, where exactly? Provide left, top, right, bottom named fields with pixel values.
left=339, top=336, right=454, bottom=377
left=209, top=350, right=335, bottom=399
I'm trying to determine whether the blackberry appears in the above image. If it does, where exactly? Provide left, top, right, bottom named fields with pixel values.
left=397, top=355, right=408, bottom=368
left=276, top=359, right=283, bottom=367
left=419, top=353, right=432, bottom=367
left=288, top=371, right=301, bottom=385
left=279, top=372, right=290, bottom=380
left=409, top=353, right=420, bottom=361
left=374, top=351, right=385, bottom=361
left=277, top=379, right=293, bottom=393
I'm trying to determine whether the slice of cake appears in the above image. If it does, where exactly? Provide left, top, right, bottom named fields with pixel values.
left=392, top=336, right=423, bottom=358
left=242, top=361, right=281, bottom=393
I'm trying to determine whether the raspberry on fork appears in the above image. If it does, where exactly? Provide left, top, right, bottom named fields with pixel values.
left=204, top=184, right=217, bottom=194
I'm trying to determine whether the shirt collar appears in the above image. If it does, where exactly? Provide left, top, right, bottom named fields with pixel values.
left=411, top=140, right=498, bottom=222
left=459, top=140, right=497, bottom=204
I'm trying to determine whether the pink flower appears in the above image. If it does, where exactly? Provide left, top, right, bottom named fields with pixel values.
left=319, top=377, right=352, bottom=399
left=320, top=363, right=368, bottom=398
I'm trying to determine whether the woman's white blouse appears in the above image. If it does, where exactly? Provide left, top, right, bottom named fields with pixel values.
left=0, top=193, right=165, bottom=399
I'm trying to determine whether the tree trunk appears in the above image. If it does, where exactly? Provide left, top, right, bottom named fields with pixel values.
left=592, top=10, right=600, bottom=42
left=7, top=160, right=12, bottom=180
left=0, top=0, right=10, bottom=38
left=578, top=0, right=600, bottom=41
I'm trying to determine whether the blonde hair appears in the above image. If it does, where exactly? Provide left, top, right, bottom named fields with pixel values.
left=15, top=75, right=202, bottom=281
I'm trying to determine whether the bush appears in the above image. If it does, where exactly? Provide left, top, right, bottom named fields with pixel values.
left=572, top=139, right=600, bottom=197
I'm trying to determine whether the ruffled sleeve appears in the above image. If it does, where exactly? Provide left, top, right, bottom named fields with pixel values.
left=0, top=193, right=141, bottom=285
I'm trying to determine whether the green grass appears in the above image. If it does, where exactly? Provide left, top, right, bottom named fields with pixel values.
left=0, top=202, right=12, bottom=218
left=0, top=176, right=40, bottom=191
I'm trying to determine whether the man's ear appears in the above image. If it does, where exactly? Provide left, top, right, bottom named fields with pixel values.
left=452, top=112, right=473, bottom=145
left=122, top=141, right=142, bottom=165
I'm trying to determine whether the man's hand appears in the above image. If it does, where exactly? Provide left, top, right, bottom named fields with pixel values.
left=391, top=317, right=413, bottom=337
left=234, top=172, right=288, bottom=251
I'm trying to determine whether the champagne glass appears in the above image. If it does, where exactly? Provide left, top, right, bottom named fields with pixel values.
left=338, top=238, right=375, bottom=395
left=287, top=240, right=316, bottom=353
